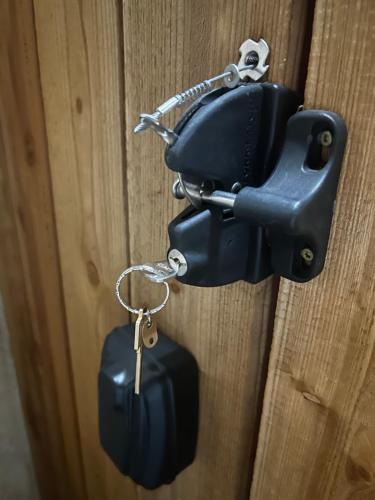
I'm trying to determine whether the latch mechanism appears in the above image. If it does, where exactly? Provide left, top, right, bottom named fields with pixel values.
left=134, top=38, right=347, bottom=286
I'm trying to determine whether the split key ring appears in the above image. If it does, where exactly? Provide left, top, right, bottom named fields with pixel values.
left=115, top=264, right=170, bottom=315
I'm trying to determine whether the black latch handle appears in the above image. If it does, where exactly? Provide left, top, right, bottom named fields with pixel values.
left=233, top=110, right=347, bottom=281
left=178, top=110, right=347, bottom=282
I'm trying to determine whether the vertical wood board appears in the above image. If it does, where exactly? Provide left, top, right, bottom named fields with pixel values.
left=0, top=1, right=85, bottom=499
left=250, top=1, right=375, bottom=499
left=33, top=1, right=133, bottom=498
left=123, top=1, right=311, bottom=499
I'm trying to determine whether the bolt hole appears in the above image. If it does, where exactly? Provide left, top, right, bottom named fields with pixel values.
left=305, top=124, right=333, bottom=170
left=245, top=51, right=259, bottom=69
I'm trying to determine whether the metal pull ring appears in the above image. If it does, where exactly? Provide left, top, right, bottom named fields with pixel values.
left=115, top=264, right=170, bottom=315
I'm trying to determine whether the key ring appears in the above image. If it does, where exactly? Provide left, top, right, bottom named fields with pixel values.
left=115, top=264, right=170, bottom=315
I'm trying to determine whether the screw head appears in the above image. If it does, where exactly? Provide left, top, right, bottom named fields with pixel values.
left=300, top=248, right=314, bottom=265
left=319, top=130, right=333, bottom=147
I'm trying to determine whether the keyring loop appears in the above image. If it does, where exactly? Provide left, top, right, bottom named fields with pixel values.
left=115, top=264, right=170, bottom=315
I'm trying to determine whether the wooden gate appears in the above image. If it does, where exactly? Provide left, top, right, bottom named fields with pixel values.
left=1, top=1, right=374, bottom=499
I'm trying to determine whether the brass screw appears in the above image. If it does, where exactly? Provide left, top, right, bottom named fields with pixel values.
left=320, top=130, right=333, bottom=147
left=301, top=248, right=314, bottom=265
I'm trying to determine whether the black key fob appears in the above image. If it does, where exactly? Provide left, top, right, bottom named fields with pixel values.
left=98, top=323, right=199, bottom=489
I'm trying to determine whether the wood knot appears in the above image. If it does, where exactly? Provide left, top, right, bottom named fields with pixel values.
left=346, top=456, right=373, bottom=483
left=75, top=97, right=83, bottom=114
left=170, top=279, right=181, bottom=294
left=346, top=425, right=375, bottom=484
left=86, top=260, right=100, bottom=286
left=24, top=131, right=36, bottom=166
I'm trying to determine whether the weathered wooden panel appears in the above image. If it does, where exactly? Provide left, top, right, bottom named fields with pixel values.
left=250, top=1, right=375, bottom=499
left=122, top=1, right=311, bottom=499
left=33, top=1, right=132, bottom=498
left=0, top=1, right=84, bottom=499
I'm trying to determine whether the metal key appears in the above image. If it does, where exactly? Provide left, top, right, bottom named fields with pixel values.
left=134, top=308, right=148, bottom=395
left=142, top=318, right=158, bottom=348
left=134, top=308, right=159, bottom=394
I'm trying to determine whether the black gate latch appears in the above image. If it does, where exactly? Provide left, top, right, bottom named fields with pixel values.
left=134, top=38, right=347, bottom=286
left=99, top=38, right=348, bottom=491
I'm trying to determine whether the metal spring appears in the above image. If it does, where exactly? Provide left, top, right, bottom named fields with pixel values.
left=175, top=80, right=212, bottom=106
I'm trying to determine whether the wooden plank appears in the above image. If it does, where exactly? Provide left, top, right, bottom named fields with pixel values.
left=0, top=300, right=40, bottom=500
left=0, top=1, right=85, bottom=499
left=33, top=1, right=133, bottom=498
left=123, top=1, right=311, bottom=499
left=250, top=1, right=375, bottom=499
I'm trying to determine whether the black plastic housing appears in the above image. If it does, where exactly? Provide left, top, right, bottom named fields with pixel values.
left=168, top=205, right=268, bottom=286
left=233, top=109, right=347, bottom=282
left=166, top=83, right=301, bottom=191
left=167, top=83, right=301, bottom=285
left=166, top=84, right=347, bottom=285
left=99, top=324, right=199, bottom=489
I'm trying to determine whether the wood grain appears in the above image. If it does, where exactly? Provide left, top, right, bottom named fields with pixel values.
left=122, top=1, right=310, bottom=499
left=250, top=1, right=375, bottom=499
left=0, top=1, right=85, bottom=499
left=33, top=1, right=132, bottom=498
